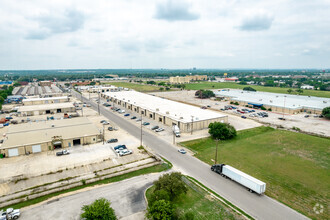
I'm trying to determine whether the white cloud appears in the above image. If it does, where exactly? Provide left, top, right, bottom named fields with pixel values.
left=0, top=0, right=329, bottom=69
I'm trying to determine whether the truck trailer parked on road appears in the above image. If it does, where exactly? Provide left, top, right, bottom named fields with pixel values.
left=211, top=164, right=266, bottom=195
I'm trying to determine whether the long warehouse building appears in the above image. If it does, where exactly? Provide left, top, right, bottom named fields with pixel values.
left=102, top=91, right=228, bottom=132
left=0, top=117, right=102, bottom=157
left=215, top=89, right=330, bottom=114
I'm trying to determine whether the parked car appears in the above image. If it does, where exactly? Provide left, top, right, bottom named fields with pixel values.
left=131, top=116, right=137, bottom=120
left=56, top=150, right=70, bottom=156
left=119, top=149, right=133, bottom=156
left=114, top=145, right=126, bottom=153
left=142, top=122, right=150, bottom=126
left=241, top=116, right=247, bottom=119
left=107, top=139, right=118, bottom=143
left=178, top=149, right=186, bottom=154
left=201, top=106, right=207, bottom=109
left=124, top=113, right=130, bottom=117
left=151, top=126, right=159, bottom=130
left=0, top=208, right=21, bottom=220
left=136, top=118, right=142, bottom=122
left=100, top=120, right=107, bottom=123
left=3, top=122, right=9, bottom=126
left=278, top=117, right=286, bottom=120
left=304, top=115, right=310, bottom=118
left=155, top=128, right=164, bottom=132
left=102, top=121, right=110, bottom=125
left=5, top=116, right=13, bottom=120
left=108, top=127, right=114, bottom=131
left=207, top=105, right=211, bottom=108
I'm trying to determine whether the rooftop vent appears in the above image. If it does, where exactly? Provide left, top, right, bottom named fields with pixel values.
left=51, top=124, right=55, bottom=127
left=156, top=108, right=159, bottom=111
left=166, top=111, right=169, bottom=114
left=180, top=117, right=183, bottom=119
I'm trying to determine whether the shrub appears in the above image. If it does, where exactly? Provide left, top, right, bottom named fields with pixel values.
left=261, top=106, right=266, bottom=110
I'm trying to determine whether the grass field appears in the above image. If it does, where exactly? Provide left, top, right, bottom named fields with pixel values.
left=184, top=82, right=330, bottom=98
left=104, top=82, right=162, bottom=92
left=146, top=178, right=243, bottom=220
left=181, top=127, right=330, bottom=219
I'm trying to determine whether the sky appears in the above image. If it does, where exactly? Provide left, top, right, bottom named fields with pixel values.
left=0, top=0, right=329, bottom=70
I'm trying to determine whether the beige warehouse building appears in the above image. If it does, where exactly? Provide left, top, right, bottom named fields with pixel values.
left=169, top=75, right=207, bottom=84
left=102, top=91, right=228, bottom=132
left=17, top=103, right=76, bottom=116
left=22, top=96, right=69, bottom=105
left=0, top=117, right=102, bottom=157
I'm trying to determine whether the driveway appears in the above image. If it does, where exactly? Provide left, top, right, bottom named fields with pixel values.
left=21, top=173, right=161, bottom=220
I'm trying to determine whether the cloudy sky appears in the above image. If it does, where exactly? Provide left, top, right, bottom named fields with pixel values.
left=0, top=0, right=329, bottom=70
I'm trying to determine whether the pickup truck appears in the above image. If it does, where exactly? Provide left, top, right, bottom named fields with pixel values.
left=56, top=150, right=70, bottom=156
left=0, top=208, right=21, bottom=219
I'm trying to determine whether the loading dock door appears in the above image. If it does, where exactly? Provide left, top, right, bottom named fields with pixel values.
left=73, top=139, right=81, bottom=146
left=32, top=145, right=41, bottom=153
left=8, top=148, right=19, bottom=157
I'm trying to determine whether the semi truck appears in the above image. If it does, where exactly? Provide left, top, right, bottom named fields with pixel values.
left=172, top=125, right=180, bottom=137
left=211, top=164, right=266, bottom=195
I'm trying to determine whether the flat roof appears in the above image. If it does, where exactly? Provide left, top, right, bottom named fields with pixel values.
left=1, top=117, right=100, bottom=149
left=104, top=91, right=227, bottom=123
left=215, top=89, right=330, bottom=110
left=23, top=96, right=68, bottom=102
left=18, top=103, right=74, bottom=112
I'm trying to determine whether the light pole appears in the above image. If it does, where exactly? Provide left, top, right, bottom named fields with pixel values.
left=140, top=109, right=143, bottom=146
left=214, top=139, right=219, bottom=164
left=98, top=92, right=100, bottom=115
left=102, top=123, right=105, bottom=145
left=283, top=95, right=286, bottom=119
left=191, top=115, right=194, bottom=135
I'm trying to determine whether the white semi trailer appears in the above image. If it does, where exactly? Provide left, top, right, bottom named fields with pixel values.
left=211, top=164, right=266, bottom=195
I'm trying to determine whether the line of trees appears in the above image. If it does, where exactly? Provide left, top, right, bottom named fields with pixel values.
left=195, top=90, right=215, bottom=99
left=0, top=86, right=14, bottom=110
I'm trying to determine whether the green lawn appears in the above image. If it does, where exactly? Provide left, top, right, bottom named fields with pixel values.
left=146, top=178, right=244, bottom=220
left=181, top=127, right=330, bottom=220
left=104, top=82, right=162, bottom=92
left=184, top=82, right=330, bottom=98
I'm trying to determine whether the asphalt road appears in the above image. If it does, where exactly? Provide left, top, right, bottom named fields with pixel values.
left=22, top=173, right=161, bottom=220
left=73, top=91, right=308, bottom=220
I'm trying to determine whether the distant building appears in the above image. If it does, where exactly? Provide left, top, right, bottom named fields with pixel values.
left=39, top=81, right=52, bottom=87
left=301, top=85, right=314, bottom=90
left=169, top=75, right=207, bottom=84
left=224, top=77, right=239, bottom=82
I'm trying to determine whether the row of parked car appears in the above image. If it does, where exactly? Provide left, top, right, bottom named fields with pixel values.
left=110, top=106, right=166, bottom=133
left=113, top=144, right=133, bottom=156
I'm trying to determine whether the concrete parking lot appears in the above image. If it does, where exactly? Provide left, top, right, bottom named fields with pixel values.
left=151, top=90, right=330, bottom=137
left=0, top=98, right=147, bottom=183
left=21, top=173, right=162, bottom=220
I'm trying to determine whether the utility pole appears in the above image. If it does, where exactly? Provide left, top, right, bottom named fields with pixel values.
left=140, top=110, right=143, bottom=146
left=103, top=124, right=105, bottom=145
left=173, top=131, right=175, bottom=145
left=98, top=92, right=100, bottom=115
left=283, top=95, right=286, bottom=119
left=214, top=139, right=219, bottom=164
left=191, top=115, right=194, bottom=135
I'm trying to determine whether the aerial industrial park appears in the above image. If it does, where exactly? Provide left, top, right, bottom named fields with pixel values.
left=1, top=0, right=329, bottom=219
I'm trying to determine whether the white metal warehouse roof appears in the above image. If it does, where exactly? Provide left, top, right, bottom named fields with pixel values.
left=104, top=91, right=227, bottom=123
left=1, top=117, right=100, bottom=149
left=215, top=89, right=330, bottom=110
left=18, top=103, right=74, bottom=112
left=23, top=96, right=68, bottom=102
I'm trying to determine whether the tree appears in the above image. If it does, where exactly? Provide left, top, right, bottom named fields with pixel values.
left=146, top=200, right=174, bottom=220
left=81, top=198, right=117, bottom=220
left=208, top=122, right=237, bottom=141
left=195, top=90, right=215, bottom=99
left=243, top=87, right=256, bottom=92
left=287, top=89, right=293, bottom=94
left=154, top=172, right=187, bottom=200
left=208, top=122, right=237, bottom=164
left=159, top=87, right=164, bottom=91
left=322, top=107, right=330, bottom=119
left=89, top=81, right=96, bottom=86
left=148, top=189, right=170, bottom=206
left=296, top=88, right=303, bottom=94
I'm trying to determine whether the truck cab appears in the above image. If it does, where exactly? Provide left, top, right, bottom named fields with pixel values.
left=211, top=164, right=225, bottom=174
